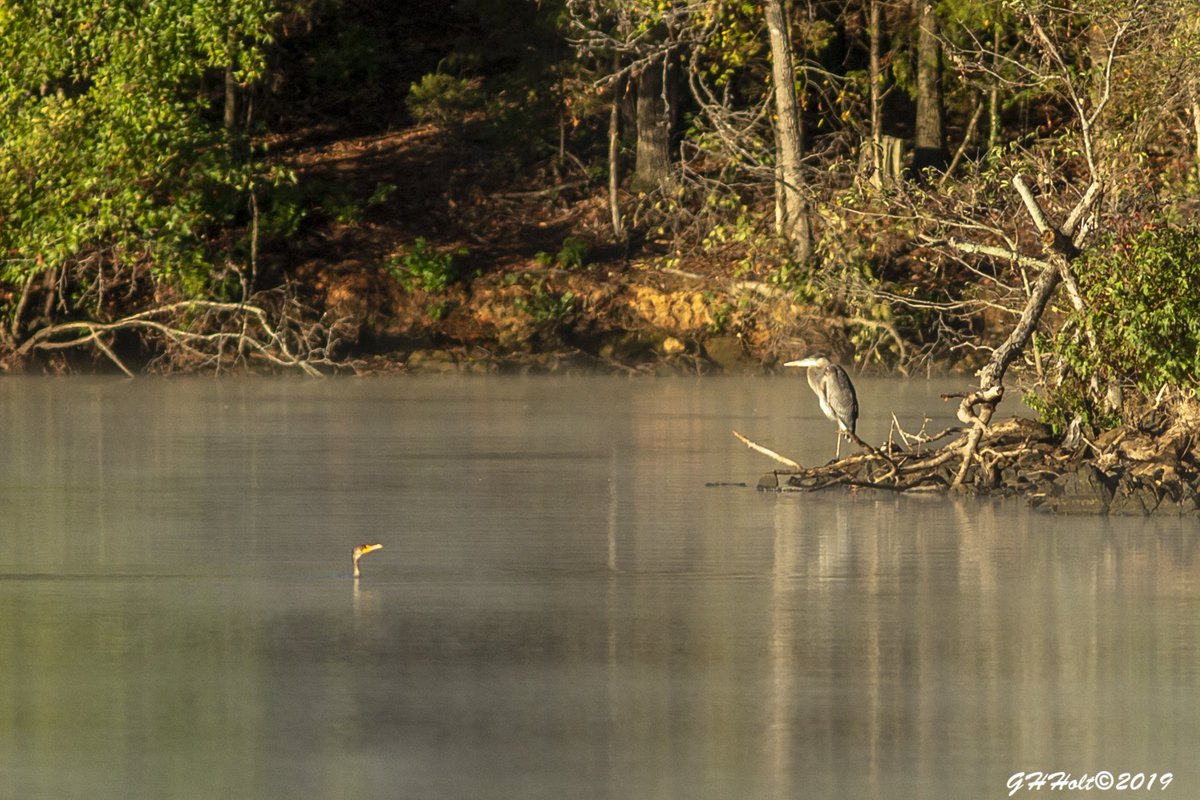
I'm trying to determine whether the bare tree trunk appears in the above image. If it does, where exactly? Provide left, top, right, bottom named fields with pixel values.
left=223, top=28, right=240, bottom=131
left=764, top=0, right=812, bottom=258
left=773, top=121, right=784, bottom=232
left=1087, top=22, right=1109, bottom=109
left=949, top=175, right=1101, bottom=487
left=224, top=65, right=238, bottom=130
left=881, top=136, right=905, bottom=181
left=9, top=272, right=37, bottom=342
left=608, top=72, right=625, bottom=240
left=988, top=26, right=1001, bottom=155
left=1192, top=93, right=1200, bottom=182
left=941, top=99, right=983, bottom=185
left=868, top=0, right=884, bottom=185
left=912, top=0, right=945, bottom=172
left=631, top=54, right=674, bottom=193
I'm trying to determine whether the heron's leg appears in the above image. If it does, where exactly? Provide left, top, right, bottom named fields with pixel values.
left=835, top=431, right=842, bottom=459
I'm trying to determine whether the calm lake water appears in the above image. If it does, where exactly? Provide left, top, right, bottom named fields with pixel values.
left=0, top=376, right=1197, bottom=798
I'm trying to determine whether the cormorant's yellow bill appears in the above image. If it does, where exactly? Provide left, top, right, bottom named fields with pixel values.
left=352, top=543, right=383, bottom=578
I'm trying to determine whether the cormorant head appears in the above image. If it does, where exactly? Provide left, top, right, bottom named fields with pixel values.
left=352, top=543, right=384, bottom=578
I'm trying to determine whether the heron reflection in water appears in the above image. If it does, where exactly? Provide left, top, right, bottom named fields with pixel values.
left=352, top=543, right=383, bottom=578
left=785, top=355, right=859, bottom=459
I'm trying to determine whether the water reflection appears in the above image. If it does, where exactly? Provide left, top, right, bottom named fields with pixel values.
left=762, top=494, right=1200, bottom=798
left=0, top=376, right=1196, bottom=799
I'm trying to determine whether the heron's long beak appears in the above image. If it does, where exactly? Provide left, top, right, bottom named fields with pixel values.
left=784, top=358, right=817, bottom=367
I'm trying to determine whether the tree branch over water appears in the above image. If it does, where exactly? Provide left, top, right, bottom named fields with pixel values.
left=13, top=296, right=348, bottom=376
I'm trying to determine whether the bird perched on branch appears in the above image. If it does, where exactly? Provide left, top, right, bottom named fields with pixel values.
left=785, top=355, right=859, bottom=459
left=352, top=543, right=383, bottom=578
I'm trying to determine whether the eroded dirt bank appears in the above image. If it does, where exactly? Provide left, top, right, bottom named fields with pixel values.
left=276, top=122, right=924, bottom=376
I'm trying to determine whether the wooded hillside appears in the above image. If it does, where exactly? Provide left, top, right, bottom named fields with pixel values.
left=1, top=0, right=1197, bottom=435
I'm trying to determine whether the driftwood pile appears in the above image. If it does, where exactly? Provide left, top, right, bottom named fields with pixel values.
left=737, top=411, right=1200, bottom=517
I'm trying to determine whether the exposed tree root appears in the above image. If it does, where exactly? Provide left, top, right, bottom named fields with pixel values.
left=9, top=291, right=356, bottom=376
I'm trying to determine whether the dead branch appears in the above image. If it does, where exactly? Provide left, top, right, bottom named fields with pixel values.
left=942, top=237, right=1053, bottom=272
left=940, top=99, right=984, bottom=187
left=1011, top=175, right=1055, bottom=239
left=733, top=426, right=902, bottom=485
left=737, top=413, right=1062, bottom=496
left=14, top=298, right=334, bottom=376
left=945, top=179, right=1072, bottom=485
left=889, top=412, right=962, bottom=449
left=496, top=180, right=589, bottom=200
left=732, top=430, right=801, bottom=469
left=845, top=316, right=908, bottom=363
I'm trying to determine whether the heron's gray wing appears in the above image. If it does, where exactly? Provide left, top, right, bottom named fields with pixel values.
left=822, top=365, right=859, bottom=434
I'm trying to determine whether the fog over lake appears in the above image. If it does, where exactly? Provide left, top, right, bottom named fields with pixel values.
left=1, top=376, right=1196, bottom=798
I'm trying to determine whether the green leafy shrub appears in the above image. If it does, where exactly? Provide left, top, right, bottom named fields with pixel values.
left=405, top=74, right=483, bottom=126
left=514, top=278, right=576, bottom=323
left=0, top=1, right=281, bottom=300
left=535, top=236, right=589, bottom=270
left=387, top=238, right=469, bottom=292
left=322, top=181, right=396, bottom=225
left=256, top=175, right=307, bottom=241
left=555, top=236, right=588, bottom=270
left=1036, top=226, right=1200, bottom=428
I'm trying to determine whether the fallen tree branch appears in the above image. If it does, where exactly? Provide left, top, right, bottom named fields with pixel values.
left=733, top=429, right=801, bottom=469
left=737, top=415, right=1064, bottom=496
left=1064, top=180, right=1102, bottom=240
left=889, top=413, right=962, bottom=451
left=734, top=426, right=902, bottom=483
left=845, top=316, right=908, bottom=363
left=89, top=330, right=134, bottom=377
left=496, top=179, right=589, bottom=200
left=942, top=237, right=1053, bottom=271
left=1012, top=175, right=1053, bottom=235
left=14, top=298, right=334, bottom=376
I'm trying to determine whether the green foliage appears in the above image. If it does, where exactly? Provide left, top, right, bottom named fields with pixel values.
left=705, top=294, right=735, bottom=335
left=405, top=73, right=484, bottom=125
left=555, top=236, right=588, bottom=269
left=766, top=258, right=823, bottom=304
left=1023, top=363, right=1113, bottom=435
left=0, top=0, right=283, bottom=300
left=536, top=236, right=589, bottom=270
left=1038, top=226, right=1200, bottom=428
left=1074, top=227, right=1200, bottom=388
left=514, top=277, right=576, bottom=323
left=700, top=201, right=757, bottom=251
left=322, top=181, right=396, bottom=225
left=256, top=175, right=307, bottom=241
left=697, top=1, right=767, bottom=88
left=388, top=237, right=470, bottom=292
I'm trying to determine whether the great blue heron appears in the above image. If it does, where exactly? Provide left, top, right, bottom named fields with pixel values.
left=352, top=543, right=383, bottom=578
left=785, top=356, right=859, bottom=458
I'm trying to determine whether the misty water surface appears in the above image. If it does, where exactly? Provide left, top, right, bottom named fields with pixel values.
left=0, top=376, right=1197, bottom=798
